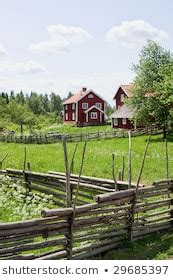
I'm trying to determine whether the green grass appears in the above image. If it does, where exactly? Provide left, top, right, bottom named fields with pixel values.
left=2, top=120, right=113, bottom=135
left=0, top=133, right=173, bottom=185
left=37, top=123, right=112, bottom=134
left=95, top=231, right=173, bottom=260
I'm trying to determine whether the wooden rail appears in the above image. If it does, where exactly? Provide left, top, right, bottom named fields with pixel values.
left=0, top=170, right=172, bottom=260
left=0, top=126, right=162, bottom=144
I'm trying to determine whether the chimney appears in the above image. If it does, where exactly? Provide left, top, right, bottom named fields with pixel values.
left=82, top=87, right=87, bottom=92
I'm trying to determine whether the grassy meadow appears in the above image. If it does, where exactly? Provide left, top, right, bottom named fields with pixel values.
left=0, top=133, right=173, bottom=185
left=2, top=120, right=113, bottom=135
left=1, top=133, right=173, bottom=260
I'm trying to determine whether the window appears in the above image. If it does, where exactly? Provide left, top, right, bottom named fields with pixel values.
left=65, top=113, right=68, bottom=121
left=114, top=118, right=118, bottom=126
left=88, top=94, right=94, bottom=98
left=82, top=103, right=88, bottom=109
left=72, top=112, right=75, bottom=121
left=122, top=118, right=127, bottom=125
left=65, top=104, right=68, bottom=110
left=91, top=112, right=98, bottom=119
left=95, top=103, right=102, bottom=109
left=72, top=103, right=75, bottom=110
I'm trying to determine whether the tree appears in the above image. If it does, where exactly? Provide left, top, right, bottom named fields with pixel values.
left=105, top=103, right=114, bottom=116
left=7, top=101, right=31, bottom=133
left=130, top=40, right=173, bottom=138
left=26, top=92, right=41, bottom=114
left=25, top=111, right=37, bottom=133
left=67, top=91, right=73, bottom=99
left=50, top=93, right=62, bottom=114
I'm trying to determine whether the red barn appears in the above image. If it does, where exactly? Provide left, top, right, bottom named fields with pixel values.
left=63, top=88, right=106, bottom=126
left=111, top=85, right=135, bottom=129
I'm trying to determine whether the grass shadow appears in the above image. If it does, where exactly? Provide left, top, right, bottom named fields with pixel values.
left=92, top=230, right=173, bottom=260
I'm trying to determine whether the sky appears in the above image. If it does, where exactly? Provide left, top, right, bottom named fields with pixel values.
left=0, top=0, right=173, bottom=104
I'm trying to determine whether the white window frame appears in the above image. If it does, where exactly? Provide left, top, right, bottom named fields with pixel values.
left=82, top=103, right=88, bottom=109
left=114, top=118, right=118, bottom=126
left=88, top=94, right=94, bottom=98
left=91, top=112, right=98, bottom=119
left=72, top=112, right=75, bottom=121
left=72, top=103, right=75, bottom=110
left=65, top=104, right=68, bottom=110
left=122, top=118, right=127, bottom=125
left=65, top=113, right=68, bottom=121
left=95, top=103, right=102, bottom=109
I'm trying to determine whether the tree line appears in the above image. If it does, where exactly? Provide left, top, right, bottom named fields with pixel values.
left=0, top=90, right=114, bottom=134
left=0, top=91, right=73, bottom=133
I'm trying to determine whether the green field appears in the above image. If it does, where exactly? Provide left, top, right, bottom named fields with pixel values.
left=1, top=133, right=173, bottom=260
left=2, top=121, right=113, bottom=135
left=96, top=231, right=173, bottom=260
left=0, top=133, right=172, bottom=185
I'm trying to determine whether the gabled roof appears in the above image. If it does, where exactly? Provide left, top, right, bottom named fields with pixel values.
left=63, top=87, right=106, bottom=105
left=113, top=84, right=134, bottom=99
left=63, top=88, right=90, bottom=105
left=110, top=105, right=135, bottom=119
left=84, top=105, right=104, bottom=114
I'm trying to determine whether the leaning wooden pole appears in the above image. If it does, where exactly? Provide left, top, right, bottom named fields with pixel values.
left=165, top=138, right=169, bottom=179
left=73, top=142, right=87, bottom=213
left=23, top=147, right=27, bottom=172
left=69, top=142, right=87, bottom=258
left=121, top=156, right=125, bottom=181
left=128, top=131, right=132, bottom=189
left=130, top=135, right=151, bottom=240
left=70, top=143, right=78, bottom=175
left=62, top=138, right=72, bottom=260
left=112, top=153, right=118, bottom=191
left=62, top=139, right=71, bottom=207
left=0, top=153, right=8, bottom=170
left=69, top=143, right=78, bottom=203
left=23, top=147, right=27, bottom=185
left=136, top=135, right=151, bottom=190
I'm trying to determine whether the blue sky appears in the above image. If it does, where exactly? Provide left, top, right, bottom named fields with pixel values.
left=0, top=0, right=172, bottom=104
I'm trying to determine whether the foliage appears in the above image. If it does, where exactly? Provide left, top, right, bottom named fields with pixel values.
left=105, top=103, right=114, bottom=116
left=0, top=175, right=55, bottom=222
left=0, top=90, right=65, bottom=133
left=130, top=41, right=173, bottom=134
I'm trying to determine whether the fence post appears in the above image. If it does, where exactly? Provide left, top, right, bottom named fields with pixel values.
left=128, top=131, right=132, bottom=189
left=112, top=153, right=118, bottom=191
left=129, top=135, right=151, bottom=241
left=62, top=139, right=73, bottom=259
left=165, top=138, right=169, bottom=179
left=0, top=153, right=8, bottom=170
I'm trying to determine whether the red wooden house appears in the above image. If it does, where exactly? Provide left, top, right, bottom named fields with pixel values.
left=111, top=85, right=135, bottom=129
left=63, top=88, right=106, bottom=126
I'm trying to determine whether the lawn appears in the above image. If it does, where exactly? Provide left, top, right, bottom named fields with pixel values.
left=0, top=133, right=173, bottom=185
left=95, top=231, right=173, bottom=260
left=37, top=122, right=113, bottom=134
left=2, top=120, right=113, bottom=135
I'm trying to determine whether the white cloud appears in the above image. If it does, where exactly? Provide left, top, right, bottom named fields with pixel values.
left=106, top=20, right=169, bottom=48
left=0, top=44, right=8, bottom=56
left=0, top=60, right=46, bottom=74
left=30, top=24, right=92, bottom=54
